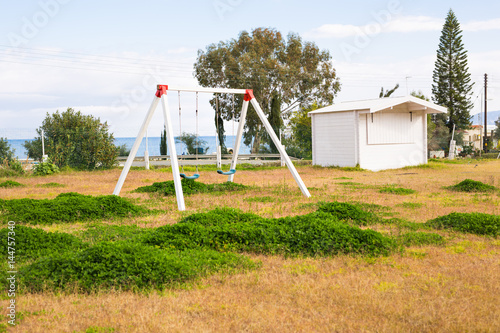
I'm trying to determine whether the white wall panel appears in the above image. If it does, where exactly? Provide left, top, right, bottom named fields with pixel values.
left=312, top=112, right=356, bottom=167
left=359, top=112, right=426, bottom=171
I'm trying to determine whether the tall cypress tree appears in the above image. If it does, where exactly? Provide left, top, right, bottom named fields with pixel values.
left=267, top=92, right=282, bottom=153
left=432, top=9, right=474, bottom=132
left=159, top=126, right=167, bottom=156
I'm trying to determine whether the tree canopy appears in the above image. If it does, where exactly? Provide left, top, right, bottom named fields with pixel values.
left=494, top=117, right=500, bottom=142
left=283, top=102, right=322, bottom=159
left=379, top=84, right=400, bottom=98
left=194, top=27, right=340, bottom=152
left=0, top=137, right=15, bottom=162
left=23, top=108, right=117, bottom=169
left=432, top=9, right=474, bottom=132
left=176, top=132, right=209, bottom=155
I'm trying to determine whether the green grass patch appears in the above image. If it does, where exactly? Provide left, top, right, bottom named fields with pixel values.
left=379, top=218, right=427, bottom=231
left=0, top=225, right=86, bottom=262
left=337, top=181, right=363, bottom=186
left=445, top=179, right=497, bottom=193
left=379, top=185, right=416, bottom=195
left=333, top=177, right=353, bottom=180
left=0, top=192, right=149, bottom=224
left=397, top=232, right=445, bottom=247
left=134, top=179, right=248, bottom=196
left=18, top=242, right=258, bottom=293
left=0, top=180, right=25, bottom=188
left=142, top=206, right=395, bottom=257
left=37, top=182, right=66, bottom=188
left=426, top=212, right=500, bottom=237
left=397, top=202, right=424, bottom=209
left=244, top=196, right=276, bottom=203
left=78, top=224, right=151, bottom=244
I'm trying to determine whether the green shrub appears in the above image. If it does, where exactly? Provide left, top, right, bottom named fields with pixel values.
left=78, top=225, right=150, bottom=244
left=19, top=242, right=257, bottom=292
left=379, top=186, right=416, bottom=195
left=426, top=212, right=500, bottom=237
left=0, top=225, right=86, bottom=262
left=397, top=232, right=445, bottom=247
left=446, top=179, right=497, bottom=193
left=0, top=192, right=148, bottom=224
left=316, top=202, right=380, bottom=226
left=32, top=161, right=59, bottom=176
left=143, top=207, right=395, bottom=257
left=0, top=180, right=25, bottom=188
left=134, top=179, right=247, bottom=196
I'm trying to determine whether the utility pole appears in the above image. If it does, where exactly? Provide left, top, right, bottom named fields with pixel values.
left=484, top=73, right=488, bottom=151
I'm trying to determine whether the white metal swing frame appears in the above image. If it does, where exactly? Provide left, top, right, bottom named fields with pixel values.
left=113, top=85, right=311, bottom=211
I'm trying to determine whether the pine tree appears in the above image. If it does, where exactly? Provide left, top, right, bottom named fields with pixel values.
left=432, top=9, right=474, bottom=132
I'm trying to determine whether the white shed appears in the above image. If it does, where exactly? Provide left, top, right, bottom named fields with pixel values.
left=308, top=96, right=447, bottom=171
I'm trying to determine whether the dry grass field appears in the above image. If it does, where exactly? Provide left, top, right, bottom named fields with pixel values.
left=1, top=159, right=499, bottom=332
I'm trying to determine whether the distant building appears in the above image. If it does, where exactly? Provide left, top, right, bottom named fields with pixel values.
left=462, top=125, right=483, bottom=150
left=308, top=96, right=447, bottom=171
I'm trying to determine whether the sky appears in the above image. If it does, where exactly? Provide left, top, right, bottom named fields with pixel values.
left=0, top=0, right=499, bottom=139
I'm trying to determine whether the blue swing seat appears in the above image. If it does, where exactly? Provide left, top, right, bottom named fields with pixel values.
left=180, top=173, right=200, bottom=180
left=217, top=169, right=236, bottom=176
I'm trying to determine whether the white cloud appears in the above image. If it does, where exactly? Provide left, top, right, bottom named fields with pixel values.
left=463, top=18, right=500, bottom=31
left=306, top=16, right=500, bottom=39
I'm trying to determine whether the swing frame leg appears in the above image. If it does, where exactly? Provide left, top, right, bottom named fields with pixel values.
left=227, top=99, right=249, bottom=182
left=113, top=87, right=186, bottom=211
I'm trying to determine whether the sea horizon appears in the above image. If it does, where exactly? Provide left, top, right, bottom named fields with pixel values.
left=6, top=136, right=251, bottom=159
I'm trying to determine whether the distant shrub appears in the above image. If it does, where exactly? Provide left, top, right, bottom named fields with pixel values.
left=134, top=179, right=247, bottom=196
left=379, top=186, right=416, bottom=195
left=426, top=212, right=499, bottom=237
left=19, top=242, right=257, bottom=292
left=0, top=180, right=25, bottom=188
left=143, top=207, right=395, bottom=257
left=0, top=225, right=85, bottom=262
left=446, top=179, right=497, bottom=193
left=0, top=192, right=148, bottom=224
left=32, top=161, right=59, bottom=176
left=397, top=232, right=445, bottom=247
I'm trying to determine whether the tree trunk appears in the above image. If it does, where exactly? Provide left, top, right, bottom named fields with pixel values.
left=251, top=132, right=262, bottom=154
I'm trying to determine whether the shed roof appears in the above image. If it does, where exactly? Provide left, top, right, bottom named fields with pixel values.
left=308, top=95, right=447, bottom=116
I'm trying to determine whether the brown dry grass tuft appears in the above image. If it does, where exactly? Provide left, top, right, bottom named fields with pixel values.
left=1, top=159, right=500, bottom=332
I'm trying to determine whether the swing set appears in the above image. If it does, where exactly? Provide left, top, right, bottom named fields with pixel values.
left=113, top=85, right=311, bottom=211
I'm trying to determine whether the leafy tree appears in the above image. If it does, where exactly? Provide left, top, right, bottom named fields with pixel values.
left=194, top=27, right=340, bottom=153
left=379, top=83, right=400, bottom=98
left=494, top=117, right=500, bottom=141
left=283, top=102, right=321, bottom=159
left=0, top=137, right=15, bottom=162
left=176, top=132, right=209, bottom=155
left=432, top=9, right=474, bottom=132
left=160, top=126, right=167, bottom=155
left=23, top=108, right=117, bottom=169
left=116, top=144, right=130, bottom=157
